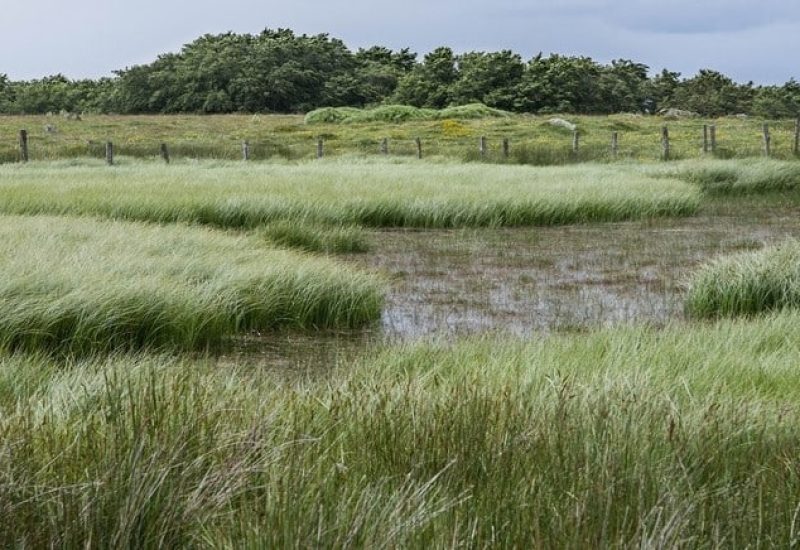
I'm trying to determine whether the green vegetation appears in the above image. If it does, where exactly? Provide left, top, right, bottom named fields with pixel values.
left=1, top=29, right=798, bottom=116
left=0, top=160, right=700, bottom=228
left=3, top=313, right=800, bottom=546
left=2, top=112, right=798, bottom=165
left=261, top=221, right=370, bottom=253
left=668, top=158, right=800, bottom=193
left=687, top=238, right=800, bottom=318
left=0, top=215, right=382, bottom=354
left=304, top=103, right=510, bottom=124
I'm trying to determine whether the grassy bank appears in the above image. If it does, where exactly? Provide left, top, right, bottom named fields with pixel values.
left=0, top=160, right=700, bottom=228
left=2, top=313, right=800, bottom=546
left=0, top=216, right=383, bottom=354
left=1, top=113, right=798, bottom=164
left=687, top=238, right=800, bottom=318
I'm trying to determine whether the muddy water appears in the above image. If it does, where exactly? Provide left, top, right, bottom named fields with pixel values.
left=231, top=200, right=800, bottom=369
left=350, top=207, right=800, bottom=340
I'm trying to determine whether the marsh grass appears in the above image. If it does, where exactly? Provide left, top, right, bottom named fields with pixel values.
left=687, top=238, right=800, bottom=318
left=260, top=221, right=370, bottom=253
left=3, top=313, right=800, bottom=546
left=0, top=160, right=700, bottom=229
left=668, top=158, right=800, bottom=194
left=0, top=216, right=383, bottom=354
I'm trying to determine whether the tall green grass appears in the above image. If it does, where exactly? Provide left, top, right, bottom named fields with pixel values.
left=3, top=313, right=800, bottom=546
left=686, top=238, right=800, bottom=317
left=0, top=216, right=383, bottom=354
left=666, top=158, right=800, bottom=193
left=0, top=160, right=700, bottom=228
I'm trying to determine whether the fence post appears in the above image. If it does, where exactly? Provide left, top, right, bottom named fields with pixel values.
left=160, top=143, right=170, bottom=164
left=794, top=119, right=799, bottom=156
left=105, top=142, right=114, bottom=165
left=380, top=138, right=388, bottom=155
left=703, top=124, right=709, bottom=154
left=710, top=125, right=717, bottom=155
left=317, top=138, right=324, bottom=159
left=18, top=130, right=28, bottom=163
left=611, top=131, right=619, bottom=158
left=479, top=136, right=487, bottom=159
left=415, top=138, right=422, bottom=159
left=762, top=124, right=771, bottom=157
left=242, top=141, right=250, bottom=161
left=502, top=138, right=510, bottom=159
left=572, top=131, right=579, bottom=155
left=661, top=126, right=670, bottom=161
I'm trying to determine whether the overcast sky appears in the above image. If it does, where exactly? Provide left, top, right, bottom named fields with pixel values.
left=1, top=0, right=797, bottom=83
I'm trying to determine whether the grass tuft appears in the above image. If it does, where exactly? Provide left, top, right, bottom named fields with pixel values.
left=0, top=215, right=383, bottom=354
left=686, top=238, right=800, bottom=317
left=260, top=221, right=370, bottom=253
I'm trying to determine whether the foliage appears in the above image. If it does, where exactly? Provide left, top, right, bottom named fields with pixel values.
left=0, top=29, right=794, bottom=116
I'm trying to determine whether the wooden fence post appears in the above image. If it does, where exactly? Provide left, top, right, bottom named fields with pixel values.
left=611, top=131, right=619, bottom=158
left=380, top=138, right=388, bottom=155
left=160, top=143, right=170, bottom=164
left=479, top=136, right=487, bottom=158
left=105, top=142, right=114, bottom=165
left=317, top=138, right=324, bottom=159
left=703, top=125, right=709, bottom=154
left=762, top=124, right=771, bottom=157
left=572, top=131, right=579, bottom=154
left=18, top=130, right=28, bottom=163
left=502, top=138, right=510, bottom=159
left=794, top=119, right=799, bottom=156
left=661, top=126, right=670, bottom=161
left=242, top=141, right=250, bottom=161
left=710, top=125, right=717, bottom=155
left=415, top=138, right=422, bottom=159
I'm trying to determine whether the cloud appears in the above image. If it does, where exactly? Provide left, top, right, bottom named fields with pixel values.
left=493, top=0, right=800, bottom=34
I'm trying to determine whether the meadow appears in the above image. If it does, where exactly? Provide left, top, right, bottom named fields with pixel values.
left=1, top=111, right=799, bottom=164
left=1, top=115, right=800, bottom=547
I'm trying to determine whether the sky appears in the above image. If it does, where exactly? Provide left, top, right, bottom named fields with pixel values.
left=1, top=0, right=798, bottom=84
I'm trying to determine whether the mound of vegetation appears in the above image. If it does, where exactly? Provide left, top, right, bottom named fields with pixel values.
left=686, top=239, right=800, bottom=317
left=0, top=161, right=700, bottom=229
left=304, top=103, right=510, bottom=124
left=0, top=216, right=383, bottom=354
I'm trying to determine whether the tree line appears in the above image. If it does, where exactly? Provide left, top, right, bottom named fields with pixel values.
left=1, top=28, right=799, bottom=118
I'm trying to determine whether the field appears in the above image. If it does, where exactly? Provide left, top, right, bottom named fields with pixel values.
left=1, top=112, right=799, bottom=164
left=2, top=115, right=800, bottom=547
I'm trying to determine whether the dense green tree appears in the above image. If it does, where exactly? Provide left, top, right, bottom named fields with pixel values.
left=515, top=54, right=604, bottom=113
left=752, top=80, right=800, bottom=118
left=449, top=51, right=524, bottom=110
left=596, top=59, right=649, bottom=113
left=0, top=29, right=795, bottom=116
left=392, top=47, right=457, bottom=108
left=671, top=70, right=754, bottom=116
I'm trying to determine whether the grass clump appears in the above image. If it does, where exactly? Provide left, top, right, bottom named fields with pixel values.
left=0, top=215, right=383, bottom=354
left=686, top=238, right=800, bottom=317
left=671, top=159, right=800, bottom=193
left=4, top=313, right=800, bottom=545
left=260, top=221, right=370, bottom=253
left=0, top=160, right=701, bottom=228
